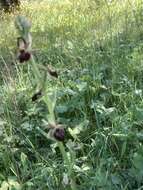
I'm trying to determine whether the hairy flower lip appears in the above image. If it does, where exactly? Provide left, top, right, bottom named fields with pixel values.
left=18, top=51, right=31, bottom=63
left=48, top=70, right=58, bottom=78
left=31, top=90, right=42, bottom=102
left=53, top=127, right=65, bottom=141
left=24, top=52, right=31, bottom=60
left=47, top=66, right=58, bottom=78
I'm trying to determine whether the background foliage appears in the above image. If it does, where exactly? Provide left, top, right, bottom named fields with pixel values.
left=1, top=0, right=143, bottom=189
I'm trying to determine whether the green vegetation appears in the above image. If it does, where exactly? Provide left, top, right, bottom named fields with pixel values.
left=1, top=0, right=143, bottom=189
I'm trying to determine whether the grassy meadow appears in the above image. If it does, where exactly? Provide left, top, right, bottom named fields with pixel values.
left=1, top=0, right=143, bottom=189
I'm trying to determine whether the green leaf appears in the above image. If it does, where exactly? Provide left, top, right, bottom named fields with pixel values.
left=56, top=105, right=68, bottom=113
left=121, top=141, right=127, bottom=158
left=21, top=152, right=28, bottom=168
left=133, top=153, right=143, bottom=170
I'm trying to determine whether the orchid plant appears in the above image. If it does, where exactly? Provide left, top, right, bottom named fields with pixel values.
left=15, top=15, right=77, bottom=190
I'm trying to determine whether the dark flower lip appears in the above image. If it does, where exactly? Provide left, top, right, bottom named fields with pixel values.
left=53, top=127, right=65, bottom=141
left=47, top=66, right=58, bottom=78
left=32, top=90, right=42, bottom=102
left=24, top=52, right=31, bottom=61
left=18, top=51, right=31, bottom=63
left=49, top=70, right=58, bottom=78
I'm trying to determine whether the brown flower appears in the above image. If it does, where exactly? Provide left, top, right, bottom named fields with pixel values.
left=18, top=50, right=31, bottom=63
left=53, top=127, right=65, bottom=141
left=32, top=90, right=42, bottom=102
left=47, top=66, right=58, bottom=78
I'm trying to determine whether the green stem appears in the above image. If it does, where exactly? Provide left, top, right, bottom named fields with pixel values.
left=29, top=44, right=77, bottom=190
left=30, top=55, right=41, bottom=83
left=58, top=142, right=77, bottom=190
left=30, top=56, right=56, bottom=123
left=58, top=142, right=71, bottom=173
left=44, top=95, right=55, bottom=123
left=70, top=180, right=77, bottom=190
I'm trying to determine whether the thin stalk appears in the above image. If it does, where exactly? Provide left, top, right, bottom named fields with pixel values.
left=58, top=142, right=71, bottom=174
left=30, top=55, right=41, bottom=83
left=26, top=27, right=77, bottom=190
left=58, top=142, right=77, bottom=190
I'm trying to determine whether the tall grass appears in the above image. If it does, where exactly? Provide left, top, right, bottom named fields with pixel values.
left=1, top=0, right=143, bottom=189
